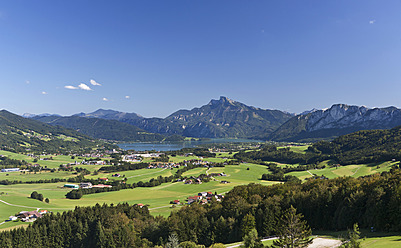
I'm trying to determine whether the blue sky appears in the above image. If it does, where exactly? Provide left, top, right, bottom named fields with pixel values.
left=1, top=0, right=400, bottom=117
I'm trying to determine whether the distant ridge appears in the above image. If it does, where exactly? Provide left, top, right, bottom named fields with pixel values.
left=0, top=110, right=110, bottom=153
left=22, top=113, right=61, bottom=118
left=33, top=115, right=170, bottom=142
left=26, top=99, right=401, bottom=142
left=74, top=109, right=143, bottom=120
left=104, top=96, right=294, bottom=139
left=268, top=104, right=401, bottom=142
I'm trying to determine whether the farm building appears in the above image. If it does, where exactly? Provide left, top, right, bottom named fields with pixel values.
left=18, top=210, right=42, bottom=222
left=1, top=168, right=20, bottom=172
left=79, top=182, right=93, bottom=189
left=8, top=216, right=17, bottom=221
left=64, top=184, right=79, bottom=189
left=92, top=184, right=112, bottom=188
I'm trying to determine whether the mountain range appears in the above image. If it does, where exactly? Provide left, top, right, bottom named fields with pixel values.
left=269, top=104, right=401, bottom=142
left=0, top=110, right=112, bottom=153
left=25, top=97, right=401, bottom=142
left=33, top=96, right=294, bottom=141
left=32, top=115, right=168, bottom=142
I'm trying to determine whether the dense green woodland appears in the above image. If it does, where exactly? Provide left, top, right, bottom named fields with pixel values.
left=235, top=125, right=401, bottom=165
left=2, top=167, right=401, bottom=247
left=311, top=126, right=401, bottom=164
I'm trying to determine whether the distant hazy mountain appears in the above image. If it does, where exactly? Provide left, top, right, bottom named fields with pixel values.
left=299, top=108, right=319, bottom=116
left=33, top=115, right=168, bottom=142
left=268, top=104, right=401, bottom=142
left=22, top=113, right=61, bottom=118
left=107, top=96, right=293, bottom=139
left=74, top=109, right=143, bottom=121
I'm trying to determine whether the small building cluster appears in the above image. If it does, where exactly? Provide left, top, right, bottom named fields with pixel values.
left=186, top=192, right=224, bottom=204
left=146, top=162, right=181, bottom=169
left=122, top=155, right=142, bottom=162
left=181, top=176, right=203, bottom=184
left=64, top=182, right=113, bottom=189
left=9, top=210, right=48, bottom=222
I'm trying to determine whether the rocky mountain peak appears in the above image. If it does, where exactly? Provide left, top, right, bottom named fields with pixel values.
left=208, top=96, right=236, bottom=106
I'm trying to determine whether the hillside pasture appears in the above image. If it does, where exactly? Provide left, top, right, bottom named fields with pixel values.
left=0, top=153, right=397, bottom=231
left=286, top=161, right=396, bottom=180
left=0, top=170, right=76, bottom=182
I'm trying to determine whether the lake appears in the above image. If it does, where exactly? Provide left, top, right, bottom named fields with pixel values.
left=118, top=138, right=262, bottom=151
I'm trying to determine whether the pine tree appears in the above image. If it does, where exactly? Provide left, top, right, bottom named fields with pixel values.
left=94, top=220, right=106, bottom=248
left=241, top=213, right=256, bottom=237
left=166, top=233, right=180, bottom=248
left=241, top=228, right=264, bottom=248
left=271, top=206, right=313, bottom=248
left=342, top=223, right=361, bottom=248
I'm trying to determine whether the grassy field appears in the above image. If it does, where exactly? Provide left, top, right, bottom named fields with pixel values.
left=362, top=235, right=401, bottom=247
left=0, top=162, right=275, bottom=229
left=0, top=170, right=76, bottom=182
left=314, top=229, right=401, bottom=248
left=277, top=145, right=309, bottom=154
left=286, top=161, right=396, bottom=180
left=0, top=149, right=397, bottom=238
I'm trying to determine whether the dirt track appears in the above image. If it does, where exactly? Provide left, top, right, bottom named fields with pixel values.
left=308, top=237, right=342, bottom=248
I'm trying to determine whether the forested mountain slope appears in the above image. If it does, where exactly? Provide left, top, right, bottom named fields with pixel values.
left=0, top=110, right=111, bottom=153
left=33, top=115, right=169, bottom=142
left=311, top=125, right=401, bottom=164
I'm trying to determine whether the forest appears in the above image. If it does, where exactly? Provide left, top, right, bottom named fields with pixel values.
left=235, top=126, right=401, bottom=166
left=2, top=165, right=401, bottom=247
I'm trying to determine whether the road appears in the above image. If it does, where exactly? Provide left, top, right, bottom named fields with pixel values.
left=0, top=198, right=72, bottom=211
left=226, top=237, right=342, bottom=248
left=0, top=199, right=38, bottom=209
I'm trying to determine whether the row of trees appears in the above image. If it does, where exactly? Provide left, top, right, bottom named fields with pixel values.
left=98, top=162, right=149, bottom=172
left=30, top=191, right=49, bottom=203
left=0, top=156, right=27, bottom=169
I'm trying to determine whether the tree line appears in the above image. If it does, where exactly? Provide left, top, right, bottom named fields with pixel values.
left=3, top=167, right=401, bottom=247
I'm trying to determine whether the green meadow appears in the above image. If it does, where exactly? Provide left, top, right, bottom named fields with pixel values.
left=286, top=161, right=396, bottom=180
left=0, top=149, right=398, bottom=240
left=0, top=162, right=274, bottom=229
left=313, top=229, right=401, bottom=248
left=0, top=170, right=76, bottom=182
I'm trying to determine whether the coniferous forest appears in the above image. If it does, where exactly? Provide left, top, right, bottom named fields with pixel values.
left=2, top=166, right=401, bottom=247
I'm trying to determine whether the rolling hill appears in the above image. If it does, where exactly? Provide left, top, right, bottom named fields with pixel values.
left=32, top=115, right=172, bottom=142
left=0, top=110, right=112, bottom=153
